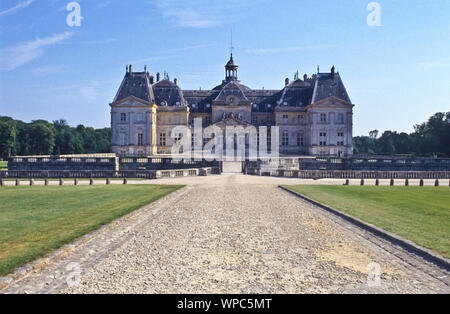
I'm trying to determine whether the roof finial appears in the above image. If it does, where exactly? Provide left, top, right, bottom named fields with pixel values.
left=230, top=29, right=234, bottom=56
left=317, top=65, right=320, bottom=74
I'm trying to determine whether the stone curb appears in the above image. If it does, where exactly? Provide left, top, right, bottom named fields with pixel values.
left=279, top=185, right=450, bottom=271
left=0, top=186, right=189, bottom=292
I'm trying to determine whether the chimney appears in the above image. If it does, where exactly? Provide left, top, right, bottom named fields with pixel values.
left=150, top=76, right=154, bottom=84
left=303, top=74, right=308, bottom=81
left=126, top=65, right=129, bottom=73
left=144, top=65, right=147, bottom=73
left=129, top=64, right=133, bottom=73
left=174, top=78, right=178, bottom=86
left=156, top=72, right=160, bottom=82
left=331, top=65, right=335, bottom=78
left=285, top=78, right=289, bottom=86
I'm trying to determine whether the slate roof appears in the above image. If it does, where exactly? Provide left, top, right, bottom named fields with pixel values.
left=311, top=73, right=351, bottom=104
left=278, top=79, right=314, bottom=108
left=152, top=79, right=188, bottom=107
left=112, top=63, right=351, bottom=112
left=113, top=72, right=154, bottom=103
left=214, top=81, right=249, bottom=102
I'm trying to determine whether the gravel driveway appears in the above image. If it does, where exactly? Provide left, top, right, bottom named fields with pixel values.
left=1, top=174, right=449, bottom=294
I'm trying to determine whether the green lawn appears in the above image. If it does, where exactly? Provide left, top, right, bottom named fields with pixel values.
left=0, top=161, right=7, bottom=170
left=0, top=184, right=182, bottom=276
left=283, top=185, right=450, bottom=258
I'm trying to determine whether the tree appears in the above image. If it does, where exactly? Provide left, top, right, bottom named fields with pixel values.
left=27, top=123, right=55, bottom=155
left=0, top=120, right=16, bottom=159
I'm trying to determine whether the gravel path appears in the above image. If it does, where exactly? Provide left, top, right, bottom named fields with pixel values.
left=1, top=174, right=449, bottom=294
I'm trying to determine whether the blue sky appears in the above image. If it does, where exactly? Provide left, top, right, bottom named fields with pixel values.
left=0, top=0, right=449, bottom=136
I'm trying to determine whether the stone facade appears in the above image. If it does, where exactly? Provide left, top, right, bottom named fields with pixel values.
left=110, top=57, right=354, bottom=157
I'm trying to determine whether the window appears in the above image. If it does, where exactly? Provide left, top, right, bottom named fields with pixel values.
left=320, top=141, right=327, bottom=146
left=320, top=113, right=327, bottom=122
left=319, top=132, right=327, bottom=137
left=283, top=115, right=289, bottom=124
left=159, top=133, right=166, bottom=146
left=337, top=141, right=345, bottom=146
left=338, top=113, right=344, bottom=123
left=282, top=131, right=289, bottom=146
left=252, top=117, right=258, bottom=125
left=120, top=113, right=127, bottom=122
left=191, top=134, right=196, bottom=150
left=297, top=133, right=304, bottom=147
left=138, top=133, right=143, bottom=146
left=137, top=113, right=144, bottom=122
left=120, top=133, right=126, bottom=146
left=297, top=115, right=304, bottom=123
left=337, top=132, right=344, bottom=137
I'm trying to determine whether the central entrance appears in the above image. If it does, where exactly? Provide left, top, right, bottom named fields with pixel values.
left=222, top=161, right=243, bottom=173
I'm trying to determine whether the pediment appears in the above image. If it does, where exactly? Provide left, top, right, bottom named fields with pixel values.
left=310, top=96, right=353, bottom=107
left=212, top=115, right=252, bottom=127
left=110, top=95, right=153, bottom=107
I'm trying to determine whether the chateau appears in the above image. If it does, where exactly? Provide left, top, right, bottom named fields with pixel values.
left=110, top=54, right=354, bottom=157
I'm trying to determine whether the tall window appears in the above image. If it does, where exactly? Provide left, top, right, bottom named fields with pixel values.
left=120, top=113, right=127, bottom=122
left=120, top=133, right=126, bottom=146
left=282, top=131, right=289, bottom=146
left=320, top=113, right=327, bottom=122
left=297, top=133, right=304, bottom=147
left=337, top=132, right=344, bottom=137
left=283, top=114, right=289, bottom=124
left=337, top=113, right=344, bottom=123
left=191, top=133, right=196, bottom=150
left=138, top=133, right=143, bottom=146
left=159, top=133, right=166, bottom=146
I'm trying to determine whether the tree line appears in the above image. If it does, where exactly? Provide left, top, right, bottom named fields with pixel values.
left=353, top=112, right=450, bottom=157
left=0, top=117, right=110, bottom=160
left=1, top=112, right=449, bottom=160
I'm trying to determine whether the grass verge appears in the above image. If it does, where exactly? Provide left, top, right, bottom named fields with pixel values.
left=0, top=184, right=182, bottom=276
left=282, top=185, right=450, bottom=258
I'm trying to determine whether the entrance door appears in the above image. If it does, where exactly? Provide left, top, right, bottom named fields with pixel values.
left=222, top=161, right=243, bottom=173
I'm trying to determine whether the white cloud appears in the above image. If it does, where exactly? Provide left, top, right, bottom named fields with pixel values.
left=152, top=0, right=263, bottom=28
left=0, top=0, right=36, bottom=17
left=80, top=38, right=118, bottom=45
left=416, top=57, right=450, bottom=70
left=30, top=65, right=68, bottom=75
left=0, top=32, right=73, bottom=72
